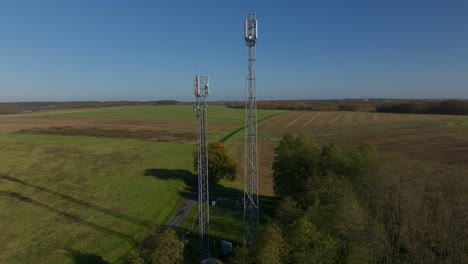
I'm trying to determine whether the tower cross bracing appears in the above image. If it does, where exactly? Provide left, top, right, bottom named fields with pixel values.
left=243, top=13, right=259, bottom=246
left=194, top=75, right=210, bottom=259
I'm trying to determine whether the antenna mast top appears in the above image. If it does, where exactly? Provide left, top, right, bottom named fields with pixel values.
left=244, top=13, right=258, bottom=47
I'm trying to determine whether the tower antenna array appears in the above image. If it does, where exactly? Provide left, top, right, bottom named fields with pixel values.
left=243, top=13, right=259, bottom=246
left=194, top=75, right=210, bottom=260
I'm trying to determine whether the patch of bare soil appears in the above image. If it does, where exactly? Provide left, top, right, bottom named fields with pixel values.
left=17, top=127, right=197, bottom=143
left=0, top=118, right=195, bottom=132
left=2, top=118, right=236, bottom=144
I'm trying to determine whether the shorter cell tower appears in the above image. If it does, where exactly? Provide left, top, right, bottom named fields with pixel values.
left=194, top=75, right=210, bottom=260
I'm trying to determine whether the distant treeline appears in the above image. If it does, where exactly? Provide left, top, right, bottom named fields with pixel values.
left=376, top=100, right=468, bottom=115
left=153, top=100, right=178, bottom=105
left=0, top=100, right=180, bottom=114
left=0, top=106, right=21, bottom=115
left=226, top=101, right=373, bottom=111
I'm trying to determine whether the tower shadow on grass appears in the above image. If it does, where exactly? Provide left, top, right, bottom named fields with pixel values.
left=0, top=175, right=149, bottom=226
left=66, top=249, right=109, bottom=264
left=161, top=182, right=278, bottom=263
left=125, top=170, right=277, bottom=263
left=144, top=168, right=195, bottom=185
left=209, top=183, right=279, bottom=217
left=0, top=190, right=137, bottom=248
left=144, top=168, right=196, bottom=200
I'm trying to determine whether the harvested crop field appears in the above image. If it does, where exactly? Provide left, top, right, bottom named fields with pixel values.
left=228, top=142, right=277, bottom=196
left=323, top=126, right=468, bottom=165
left=259, top=111, right=463, bottom=132
left=258, top=111, right=468, bottom=165
left=225, top=111, right=468, bottom=196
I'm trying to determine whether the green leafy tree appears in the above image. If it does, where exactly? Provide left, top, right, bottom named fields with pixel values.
left=275, top=196, right=302, bottom=225
left=149, top=228, right=184, bottom=264
left=286, top=217, right=340, bottom=264
left=193, top=142, right=238, bottom=185
left=127, top=252, right=144, bottom=264
left=272, top=134, right=321, bottom=200
left=227, top=246, right=252, bottom=264
left=272, top=134, right=377, bottom=204
left=251, top=223, right=288, bottom=264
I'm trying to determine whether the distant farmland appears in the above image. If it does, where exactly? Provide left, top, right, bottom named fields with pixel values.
left=0, top=105, right=283, bottom=264
left=0, top=105, right=285, bottom=143
left=1, top=105, right=467, bottom=263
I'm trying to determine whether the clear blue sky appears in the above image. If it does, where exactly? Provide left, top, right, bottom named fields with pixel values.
left=1, top=0, right=467, bottom=102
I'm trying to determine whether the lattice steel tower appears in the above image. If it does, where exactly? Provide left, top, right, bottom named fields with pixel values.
left=194, top=75, right=210, bottom=260
left=243, top=13, right=259, bottom=246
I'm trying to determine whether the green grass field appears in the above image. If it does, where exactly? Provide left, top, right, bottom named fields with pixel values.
left=27, top=105, right=285, bottom=124
left=0, top=134, right=196, bottom=264
left=0, top=105, right=286, bottom=264
left=454, top=116, right=468, bottom=127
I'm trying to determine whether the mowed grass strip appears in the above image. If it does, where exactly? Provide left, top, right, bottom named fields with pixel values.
left=0, top=134, right=195, bottom=264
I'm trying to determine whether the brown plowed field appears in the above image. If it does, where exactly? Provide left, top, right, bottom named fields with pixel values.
left=0, top=118, right=236, bottom=143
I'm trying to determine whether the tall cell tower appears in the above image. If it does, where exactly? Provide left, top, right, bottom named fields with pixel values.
left=194, top=75, right=210, bottom=260
left=243, top=13, right=259, bottom=246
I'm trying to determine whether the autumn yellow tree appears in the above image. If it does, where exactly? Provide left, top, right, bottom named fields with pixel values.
left=193, top=142, right=238, bottom=185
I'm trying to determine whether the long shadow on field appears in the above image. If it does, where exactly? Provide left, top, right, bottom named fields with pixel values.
left=209, top=184, right=278, bottom=221
left=218, top=113, right=284, bottom=143
left=0, top=190, right=137, bottom=247
left=144, top=168, right=196, bottom=200
left=126, top=172, right=277, bottom=263
left=0, top=175, right=149, bottom=226
left=175, top=183, right=278, bottom=263
left=67, top=249, right=109, bottom=264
